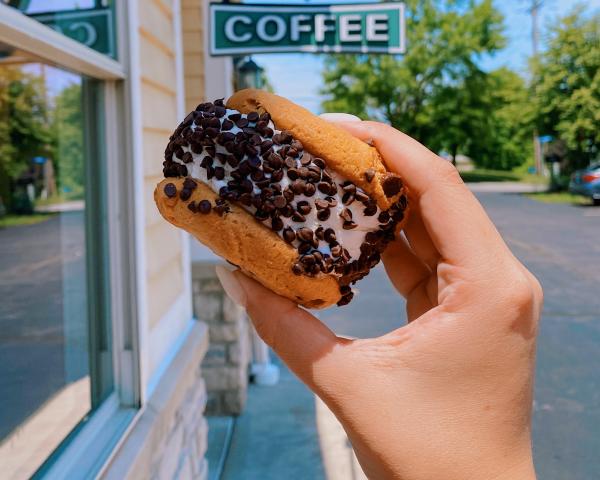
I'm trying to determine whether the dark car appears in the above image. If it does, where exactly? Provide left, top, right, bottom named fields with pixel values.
left=569, top=162, right=600, bottom=205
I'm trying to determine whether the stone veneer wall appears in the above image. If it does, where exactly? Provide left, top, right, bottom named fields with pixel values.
left=192, top=263, right=251, bottom=415
left=102, top=323, right=209, bottom=480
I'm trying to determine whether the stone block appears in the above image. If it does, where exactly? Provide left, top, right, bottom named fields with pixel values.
left=209, top=324, right=239, bottom=342
left=203, top=344, right=226, bottom=366
left=175, top=456, right=194, bottom=480
left=223, top=389, right=247, bottom=415
left=194, top=293, right=222, bottom=323
left=205, top=392, right=221, bottom=413
left=195, top=416, right=208, bottom=458
left=203, top=366, right=245, bottom=391
left=157, top=424, right=184, bottom=480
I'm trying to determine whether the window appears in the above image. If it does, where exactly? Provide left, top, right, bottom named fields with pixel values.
left=0, top=2, right=136, bottom=478
left=0, top=45, right=113, bottom=479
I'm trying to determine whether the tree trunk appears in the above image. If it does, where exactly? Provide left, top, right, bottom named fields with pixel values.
left=451, top=144, right=458, bottom=166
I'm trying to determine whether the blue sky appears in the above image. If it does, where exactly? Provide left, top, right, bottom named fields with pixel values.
left=251, top=0, right=600, bottom=113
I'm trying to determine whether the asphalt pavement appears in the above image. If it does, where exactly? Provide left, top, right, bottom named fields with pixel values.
left=220, top=191, right=600, bottom=480
left=0, top=213, right=89, bottom=442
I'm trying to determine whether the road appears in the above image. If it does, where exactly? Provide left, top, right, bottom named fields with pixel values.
left=0, top=213, right=89, bottom=441
left=318, top=192, right=600, bottom=480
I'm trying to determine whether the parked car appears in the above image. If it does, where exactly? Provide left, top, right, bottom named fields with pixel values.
left=569, top=162, right=600, bottom=205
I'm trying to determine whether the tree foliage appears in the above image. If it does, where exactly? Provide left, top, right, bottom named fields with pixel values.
left=532, top=9, right=600, bottom=171
left=322, top=0, right=536, bottom=170
left=0, top=67, right=50, bottom=180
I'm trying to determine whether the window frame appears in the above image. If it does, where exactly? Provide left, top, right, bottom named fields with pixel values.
left=0, top=3, right=141, bottom=478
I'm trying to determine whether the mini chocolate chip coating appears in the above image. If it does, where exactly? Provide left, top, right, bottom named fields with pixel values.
left=164, top=99, right=409, bottom=307
left=164, top=183, right=177, bottom=198
left=382, top=173, right=403, bottom=197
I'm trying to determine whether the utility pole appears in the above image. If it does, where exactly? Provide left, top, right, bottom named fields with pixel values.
left=528, top=0, right=544, bottom=175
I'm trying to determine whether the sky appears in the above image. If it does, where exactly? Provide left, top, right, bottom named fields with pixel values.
left=250, top=0, right=600, bottom=113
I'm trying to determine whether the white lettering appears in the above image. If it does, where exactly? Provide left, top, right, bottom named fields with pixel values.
left=68, top=21, right=97, bottom=46
left=315, top=14, right=335, bottom=42
left=225, top=15, right=252, bottom=43
left=290, top=15, right=311, bottom=42
left=256, top=15, right=286, bottom=42
left=366, top=14, right=389, bottom=42
left=339, top=15, right=362, bottom=42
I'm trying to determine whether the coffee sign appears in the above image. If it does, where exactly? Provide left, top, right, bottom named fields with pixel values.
left=209, top=3, right=405, bottom=56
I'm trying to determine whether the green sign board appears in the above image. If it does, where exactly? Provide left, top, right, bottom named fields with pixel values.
left=210, top=2, right=405, bottom=56
left=30, top=8, right=115, bottom=58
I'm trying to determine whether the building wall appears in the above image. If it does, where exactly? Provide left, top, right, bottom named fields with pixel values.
left=138, top=0, right=184, bottom=331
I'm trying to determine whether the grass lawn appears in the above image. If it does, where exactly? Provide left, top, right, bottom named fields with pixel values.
left=524, top=192, right=592, bottom=206
left=0, top=213, right=55, bottom=229
left=459, top=168, right=547, bottom=184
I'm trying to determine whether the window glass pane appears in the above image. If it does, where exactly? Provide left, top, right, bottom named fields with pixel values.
left=2, top=1, right=118, bottom=59
left=0, top=43, right=112, bottom=477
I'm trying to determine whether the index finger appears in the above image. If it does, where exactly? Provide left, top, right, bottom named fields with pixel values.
left=336, top=121, right=507, bottom=267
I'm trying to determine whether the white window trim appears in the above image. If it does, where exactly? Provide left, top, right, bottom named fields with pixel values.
left=0, top=3, right=124, bottom=80
left=0, top=3, right=141, bottom=478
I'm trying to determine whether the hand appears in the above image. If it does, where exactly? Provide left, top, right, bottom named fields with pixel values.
left=216, top=121, right=542, bottom=480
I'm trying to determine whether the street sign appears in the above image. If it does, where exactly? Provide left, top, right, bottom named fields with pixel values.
left=210, top=2, right=405, bottom=56
left=29, top=8, right=115, bottom=58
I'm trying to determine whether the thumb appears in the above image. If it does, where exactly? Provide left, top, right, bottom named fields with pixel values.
left=215, top=266, right=347, bottom=392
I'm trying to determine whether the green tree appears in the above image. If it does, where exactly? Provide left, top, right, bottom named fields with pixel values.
left=465, top=68, right=533, bottom=170
left=51, top=82, right=84, bottom=198
left=322, top=0, right=506, bottom=154
left=532, top=8, right=600, bottom=172
left=0, top=67, right=50, bottom=211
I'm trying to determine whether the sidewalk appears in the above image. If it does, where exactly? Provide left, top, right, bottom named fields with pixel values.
left=206, top=356, right=366, bottom=480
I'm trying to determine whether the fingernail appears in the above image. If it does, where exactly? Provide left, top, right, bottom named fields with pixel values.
left=215, top=265, right=247, bottom=308
left=319, top=112, right=361, bottom=122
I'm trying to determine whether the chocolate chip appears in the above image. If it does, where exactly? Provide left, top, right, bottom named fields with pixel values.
left=343, top=221, right=358, bottom=230
left=301, top=254, right=315, bottom=265
left=287, top=168, right=300, bottom=181
left=324, top=228, right=336, bottom=243
left=342, top=192, right=355, bottom=205
left=283, top=227, right=296, bottom=243
left=247, top=111, right=259, bottom=122
left=292, top=263, right=304, bottom=275
left=271, top=169, right=284, bottom=182
left=250, top=170, right=264, bottom=182
left=271, top=217, right=284, bottom=231
left=313, top=158, right=326, bottom=169
left=355, top=190, right=370, bottom=203
left=298, top=242, right=312, bottom=254
left=382, top=173, right=403, bottom=197
left=296, top=227, right=313, bottom=243
left=164, top=183, right=177, bottom=197
left=331, top=244, right=342, bottom=257
left=378, top=211, right=390, bottom=223
left=273, top=196, right=287, bottom=209
left=221, top=119, right=234, bottom=131
left=182, top=152, right=193, bottom=163
left=340, top=208, right=353, bottom=222
left=236, top=117, right=249, bottom=128
left=268, top=152, right=284, bottom=169
left=261, top=140, right=274, bottom=154
left=239, top=193, right=252, bottom=205
left=214, top=106, right=226, bottom=117
left=217, top=132, right=235, bottom=145
left=317, top=209, right=331, bottom=221
left=205, top=127, right=219, bottom=138
left=363, top=204, right=378, bottom=216
left=190, top=142, right=202, bottom=154
left=318, top=182, right=332, bottom=194
left=364, top=168, right=376, bottom=182
left=214, top=167, right=225, bottom=180
left=187, top=201, right=197, bottom=212
left=254, top=210, right=269, bottom=221
left=303, top=183, right=316, bottom=197
left=342, top=183, right=356, bottom=194
left=205, top=145, right=216, bottom=157
left=180, top=188, right=192, bottom=201
left=315, top=226, right=324, bottom=240
left=296, top=200, right=311, bottom=215
left=228, top=112, right=241, bottom=121
left=292, top=212, right=306, bottom=222
left=315, top=199, right=329, bottom=210
left=247, top=156, right=261, bottom=169
left=183, top=178, right=197, bottom=190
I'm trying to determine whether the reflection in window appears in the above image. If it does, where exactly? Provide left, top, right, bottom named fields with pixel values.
left=0, top=44, right=112, bottom=477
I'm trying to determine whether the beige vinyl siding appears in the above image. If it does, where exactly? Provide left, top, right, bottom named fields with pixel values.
left=182, top=0, right=205, bottom=112
left=138, top=0, right=184, bottom=329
